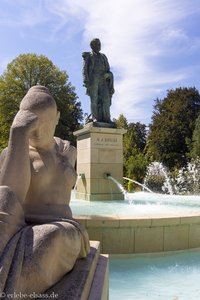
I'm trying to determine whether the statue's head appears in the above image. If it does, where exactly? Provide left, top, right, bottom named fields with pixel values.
left=90, top=38, right=101, bottom=53
left=20, top=85, right=57, bottom=112
left=20, top=85, right=60, bottom=148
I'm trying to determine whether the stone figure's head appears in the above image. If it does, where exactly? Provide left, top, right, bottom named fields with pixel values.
left=20, top=85, right=60, bottom=147
left=90, top=38, right=101, bottom=53
left=20, top=85, right=57, bottom=112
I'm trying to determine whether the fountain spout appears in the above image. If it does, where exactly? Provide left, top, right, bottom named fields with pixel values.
left=79, top=173, right=85, bottom=179
left=104, top=172, right=111, bottom=179
left=105, top=174, right=127, bottom=196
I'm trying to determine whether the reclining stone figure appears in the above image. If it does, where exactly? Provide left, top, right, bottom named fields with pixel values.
left=0, top=85, right=90, bottom=295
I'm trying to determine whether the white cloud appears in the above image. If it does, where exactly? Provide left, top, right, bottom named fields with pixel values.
left=1, top=0, right=200, bottom=123
left=44, top=0, right=200, bottom=123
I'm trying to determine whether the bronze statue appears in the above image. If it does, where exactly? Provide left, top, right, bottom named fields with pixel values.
left=82, top=38, right=114, bottom=124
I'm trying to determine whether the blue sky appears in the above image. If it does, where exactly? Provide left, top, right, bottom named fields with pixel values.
left=1, top=0, right=200, bottom=125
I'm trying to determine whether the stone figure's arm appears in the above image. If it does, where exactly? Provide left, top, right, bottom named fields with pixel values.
left=65, top=145, right=77, bottom=168
left=54, top=136, right=77, bottom=168
left=0, top=110, right=38, bottom=204
left=0, top=148, right=7, bottom=169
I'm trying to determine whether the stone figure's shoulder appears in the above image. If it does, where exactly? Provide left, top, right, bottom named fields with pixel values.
left=54, top=137, right=77, bottom=166
left=54, top=136, right=70, bottom=152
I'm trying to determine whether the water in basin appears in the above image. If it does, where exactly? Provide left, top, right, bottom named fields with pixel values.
left=70, top=191, right=200, bottom=217
left=109, top=249, right=200, bottom=300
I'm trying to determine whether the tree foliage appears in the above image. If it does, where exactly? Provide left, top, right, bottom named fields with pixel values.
left=146, top=87, right=200, bottom=170
left=0, top=53, right=83, bottom=150
left=113, top=114, right=128, bottom=129
left=115, top=114, right=148, bottom=187
left=190, top=114, right=200, bottom=159
left=124, top=122, right=148, bottom=189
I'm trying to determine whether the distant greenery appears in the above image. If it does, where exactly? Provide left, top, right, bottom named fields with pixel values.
left=146, top=87, right=200, bottom=170
left=114, top=114, right=148, bottom=191
left=190, top=114, right=200, bottom=159
left=0, top=53, right=83, bottom=150
left=114, top=87, right=200, bottom=189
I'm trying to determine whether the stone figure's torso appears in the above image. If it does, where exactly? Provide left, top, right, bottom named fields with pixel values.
left=24, top=137, right=77, bottom=221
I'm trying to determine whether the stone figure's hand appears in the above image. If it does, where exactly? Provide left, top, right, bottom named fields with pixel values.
left=11, top=110, right=38, bottom=135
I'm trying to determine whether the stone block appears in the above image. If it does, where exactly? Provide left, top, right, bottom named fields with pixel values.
left=102, top=227, right=134, bottom=254
left=87, top=228, right=103, bottom=253
left=135, top=226, right=164, bottom=253
left=151, top=217, right=180, bottom=227
left=76, top=136, right=91, bottom=149
left=164, top=225, right=189, bottom=251
left=74, top=192, right=90, bottom=201
left=77, top=163, right=91, bottom=178
left=90, top=163, right=123, bottom=179
left=91, top=148, right=99, bottom=163
left=88, top=254, right=109, bottom=300
left=77, top=148, right=91, bottom=164
left=119, top=217, right=152, bottom=227
left=180, top=215, right=200, bottom=225
left=189, top=224, right=200, bottom=248
left=42, top=241, right=109, bottom=300
left=98, top=149, right=123, bottom=164
left=86, top=216, right=120, bottom=228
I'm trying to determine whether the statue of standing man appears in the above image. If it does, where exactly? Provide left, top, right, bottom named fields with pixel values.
left=82, top=38, right=115, bottom=125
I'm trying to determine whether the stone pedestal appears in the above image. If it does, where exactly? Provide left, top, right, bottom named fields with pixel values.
left=73, top=123, right=126, bottom=201
left=43, top=241, right=109, bottom=300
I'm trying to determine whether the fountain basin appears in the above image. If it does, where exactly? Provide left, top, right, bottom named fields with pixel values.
left=109, top=248, right=200, bottom=299
left=71, top=192, right=200, bottom=254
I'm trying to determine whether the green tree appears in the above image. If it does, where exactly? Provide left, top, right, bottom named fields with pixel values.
left=190, top=114, right=200, bottom=158
left=114, top=114, right=148, bottom=187
left=113, top=114, right=128, bottom=129
left=125, top=152, right=148, bottom=187
left=146, top=87, right=200, bottom=170
left=124, top=122, right=146, bottom=157
left=124, top=122, right=148, bottom=186
left=0, top=53, right=83, bottom=150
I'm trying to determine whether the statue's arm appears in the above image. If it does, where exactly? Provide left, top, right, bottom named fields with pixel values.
left=0, top=110, right=38, bottom=203
left=102, top=54, right=111, bottom=72
left=82, top=52, right=90, bottom=87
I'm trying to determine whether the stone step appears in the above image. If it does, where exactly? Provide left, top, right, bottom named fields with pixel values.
left=41, top=241, right=108, bottom=300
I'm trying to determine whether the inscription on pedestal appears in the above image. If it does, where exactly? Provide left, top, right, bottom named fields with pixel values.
left=92, top=134, right=121, bottom=149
